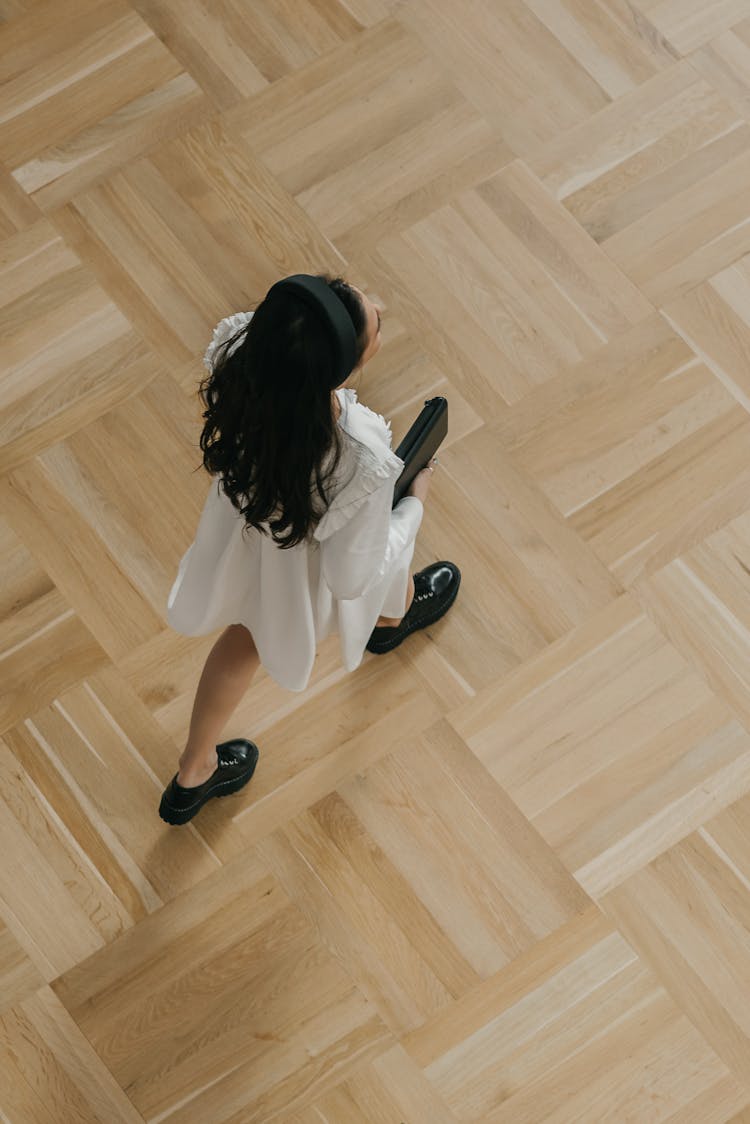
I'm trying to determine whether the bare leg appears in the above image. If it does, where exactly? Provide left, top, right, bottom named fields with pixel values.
left=375, top=573, right=414, bottom=628
left=176, top=624, right=260, bottom=787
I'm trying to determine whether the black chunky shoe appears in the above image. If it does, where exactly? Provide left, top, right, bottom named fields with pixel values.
left=366, top=561, right=461, bottom=655
left=158, top=738, right=260, bottom=825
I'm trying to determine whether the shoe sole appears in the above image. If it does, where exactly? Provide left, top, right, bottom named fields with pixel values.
left=366, top=568, right=461, bottom=654
left=158, top=743, right=259, bottom=826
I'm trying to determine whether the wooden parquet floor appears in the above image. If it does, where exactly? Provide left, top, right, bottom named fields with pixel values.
left=4, top=0, right=750, bottom=1120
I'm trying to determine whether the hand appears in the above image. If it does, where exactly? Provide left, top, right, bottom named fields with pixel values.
left=406, top=459, right=438, bottom=503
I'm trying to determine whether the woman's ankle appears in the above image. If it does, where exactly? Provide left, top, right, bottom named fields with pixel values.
left=177, top=762, right=216, bottom=788
left=376, top=575, right=415, bottom=628
left=177, top=746, right=218, bottom=787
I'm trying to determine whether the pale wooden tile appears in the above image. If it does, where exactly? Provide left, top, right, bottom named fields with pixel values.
left=0, top=0, right=209, bottom=208
left=604, top=825, right=750, bottom=1086
left=449, top=595, right=750, bottom=897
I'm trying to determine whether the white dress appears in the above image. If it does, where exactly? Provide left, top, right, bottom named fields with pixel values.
left=166, top=311, right=424, bottom=692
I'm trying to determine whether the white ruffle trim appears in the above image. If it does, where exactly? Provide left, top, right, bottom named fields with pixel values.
left=342, top=386, right=394, bottom=445
left=203, top=311, right=255, bottom=371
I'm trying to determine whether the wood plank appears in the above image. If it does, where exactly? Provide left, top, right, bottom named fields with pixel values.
left=3, top=0, right=750, bottom=1118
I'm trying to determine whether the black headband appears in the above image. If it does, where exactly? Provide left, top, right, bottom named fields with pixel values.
left=264, top=274, right=359, bottom=389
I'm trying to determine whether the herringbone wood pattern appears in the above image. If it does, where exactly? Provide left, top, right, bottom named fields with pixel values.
left=3, top=1, right=750, bottom=1120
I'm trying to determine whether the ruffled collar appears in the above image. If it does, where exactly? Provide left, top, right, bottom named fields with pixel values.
left=337, top=386, right=394, bottom=445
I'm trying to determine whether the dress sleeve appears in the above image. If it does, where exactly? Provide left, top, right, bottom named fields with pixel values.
left=320, top=485, right=424, bottom=601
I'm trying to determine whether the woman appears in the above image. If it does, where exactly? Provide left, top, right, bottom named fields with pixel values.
left=159, top=273, right=461, bottom=825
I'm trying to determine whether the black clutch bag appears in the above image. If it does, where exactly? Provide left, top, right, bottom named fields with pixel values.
left=392, top=396, right=448, bottom=508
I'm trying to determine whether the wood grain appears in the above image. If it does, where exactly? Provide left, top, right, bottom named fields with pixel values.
left=2, top=0, right=750, bottom=1119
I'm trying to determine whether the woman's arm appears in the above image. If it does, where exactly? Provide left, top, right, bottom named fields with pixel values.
left=320, top=484, right=423, bottom=601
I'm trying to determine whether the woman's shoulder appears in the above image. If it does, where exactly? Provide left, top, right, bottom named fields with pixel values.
left=313, top=418, right=404, bottom=542
left=336, top=388, right=402, bottom=480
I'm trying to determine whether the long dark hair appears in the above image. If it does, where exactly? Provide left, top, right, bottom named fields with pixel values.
left=196, top=274, right=369, bottom=549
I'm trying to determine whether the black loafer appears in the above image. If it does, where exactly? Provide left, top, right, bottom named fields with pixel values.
left=366, top=561, right=461, bottom=654
left=159, top=738, right=260, bottom=825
